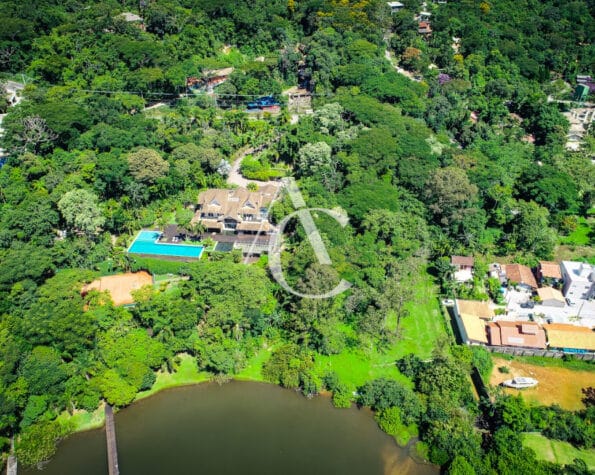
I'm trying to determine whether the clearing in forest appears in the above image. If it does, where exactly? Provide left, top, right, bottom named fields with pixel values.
left=82, top=271, right=153, bottom=306
left=314, top=273, right=448, bottom=390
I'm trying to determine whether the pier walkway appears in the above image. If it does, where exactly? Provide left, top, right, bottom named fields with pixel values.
left=105, top=405, right=119, bottom=475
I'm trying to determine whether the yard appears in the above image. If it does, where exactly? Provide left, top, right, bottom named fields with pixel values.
left=136, top=353, right=210, bottom=401
left=490, top=356, right=595, bottom=410
left=56, top=405, right=105, bottom=433
left=523, top=432, right=595, bottom=469
left=313, top=273, right=448, bottom=391
left=559, top=216, right=594, bottom=247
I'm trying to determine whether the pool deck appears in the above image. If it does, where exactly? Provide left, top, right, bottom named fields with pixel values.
left=127, top=230, right=205, bottom=260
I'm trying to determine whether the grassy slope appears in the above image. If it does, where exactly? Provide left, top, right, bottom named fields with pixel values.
left=56, top=405, right=105, bottom=433
left=523, top=432, right=595, bottom=469
left=313, top=273, right=447, bottom=391
left=136, top=353, right=210, bottom=401
left=559, top=217, right=594, bottom=246
left=236, top=343, right=278, bottom=380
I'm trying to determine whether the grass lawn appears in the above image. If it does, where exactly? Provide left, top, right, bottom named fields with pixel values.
left=313, top=273, right=447, bottom=391
left=554, top=244, right=595, bottom=264
left=135, top=353, right=211, bottom=401
left=497, top=354, right=595, bottom=373
left=137, top=346, right=276, bottom=401
left=56, top=405, right=105, bottom=433
left=523, top=432, right=595, bottom=469
left=559, top=217, right=594, bottom=246
left=236, top=342, right=279, bottom=381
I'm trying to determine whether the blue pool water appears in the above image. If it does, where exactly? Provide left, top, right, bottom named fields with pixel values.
left=128, top=231, right=204, bottom=258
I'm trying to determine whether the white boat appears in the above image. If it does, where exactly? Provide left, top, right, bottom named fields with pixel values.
left=502, top=377, right=538, bottom=389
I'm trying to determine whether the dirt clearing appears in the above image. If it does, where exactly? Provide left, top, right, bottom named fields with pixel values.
left=490, top=357, right=595, bottom=410
left=82, top=271, right=153, bottom=306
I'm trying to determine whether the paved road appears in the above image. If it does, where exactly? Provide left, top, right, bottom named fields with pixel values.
left=227, top=137, right=282, bottom=188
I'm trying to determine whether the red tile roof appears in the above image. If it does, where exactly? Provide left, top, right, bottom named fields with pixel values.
left=538, top=261, right=562, bottom=279
left=451, top=255, right=474, bottom=267
left=504, top=264, right=538, bottom=289
left=487, top=321, right=546, bottom=349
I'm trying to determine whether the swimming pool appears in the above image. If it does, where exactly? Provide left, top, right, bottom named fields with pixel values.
left=128, top=230, right=204, bottom=259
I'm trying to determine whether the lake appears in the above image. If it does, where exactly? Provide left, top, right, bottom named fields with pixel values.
left=23, top=381, right=437, bottom=475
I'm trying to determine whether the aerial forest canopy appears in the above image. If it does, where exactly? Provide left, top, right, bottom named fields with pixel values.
left=0, top=0, right=593, bottom=472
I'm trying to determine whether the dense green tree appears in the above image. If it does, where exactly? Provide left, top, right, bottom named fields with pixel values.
left=510, top=200, right=557, bottom=259
left=19, top=346, right=67, bottom=397
left=23, top=270, right=96, bottom=356
left=297, top=141, right=333, bottom=177
left=425, top=166, right=479, bottom=226
left=127, top=148, right=170, bottom=184
left=58, top=189, right=105, bottom=235
left=262, top=343, right=314, bottom=389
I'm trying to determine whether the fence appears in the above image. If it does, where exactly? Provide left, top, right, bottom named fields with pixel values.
left=485, top=346, right=595, bottom=361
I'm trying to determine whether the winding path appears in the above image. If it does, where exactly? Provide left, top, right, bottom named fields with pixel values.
left=227, top=136, right=283, bottom=188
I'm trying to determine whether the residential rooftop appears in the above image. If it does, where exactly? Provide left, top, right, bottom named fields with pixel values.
left=538, top=261, right=562, bottom=280
left=487, top=321, right=546, bottom=349
left=504, top=263, right=538, bottom=289
left=543, top=323, right=595, bottom=351
left=451, top=255, right=474, bottom=267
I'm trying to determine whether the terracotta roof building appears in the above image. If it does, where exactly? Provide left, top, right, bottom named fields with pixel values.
left=544, top=324, right=595, bottom=352
left=537, top=261, right=562, bottom=281
left=194, top=185, right=277, bottom=234
left=418, top=21, right=432, bottom=34
left=452, top=256, right=474, bottom=267
left=504, top=264, right=538, bottom=290
left=487, top=321, right=546, bottom=349
left=451, top=256, right=474, bottom=282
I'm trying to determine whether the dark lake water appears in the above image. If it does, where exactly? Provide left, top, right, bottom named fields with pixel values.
left=23, top=381, right=437, bottom=475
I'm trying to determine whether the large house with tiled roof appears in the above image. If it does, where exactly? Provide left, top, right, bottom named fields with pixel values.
left=193, top=186, right=277, bottom=235
left=486, top=321, right=546, bottom=349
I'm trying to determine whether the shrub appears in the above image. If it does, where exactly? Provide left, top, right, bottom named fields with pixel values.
left=375, top=407, right=419, bottom=446
left=331, top=383, right=352, bottom=408
left=498, top=366, right=510, bottom=374
left=16, top=421, right=70, bottom=468
left=130, top=257, right=190, bottom=275
left=376, top=406, right=402, bottom=435
left=471, top=347, right=493, bottom=381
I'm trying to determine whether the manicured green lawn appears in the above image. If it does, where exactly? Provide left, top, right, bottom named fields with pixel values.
left=313, top=273, right=447, bottom=391
left=137, top=346, right=277, bottom=400
left=523, top=432, right=595, bottom=469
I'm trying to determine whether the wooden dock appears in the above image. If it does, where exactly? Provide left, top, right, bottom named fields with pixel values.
left=6, top=437, right=16, bottom=475
left=6, top=455, right=17, bottom=475
left=105, top=405, right=119, bottom=475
